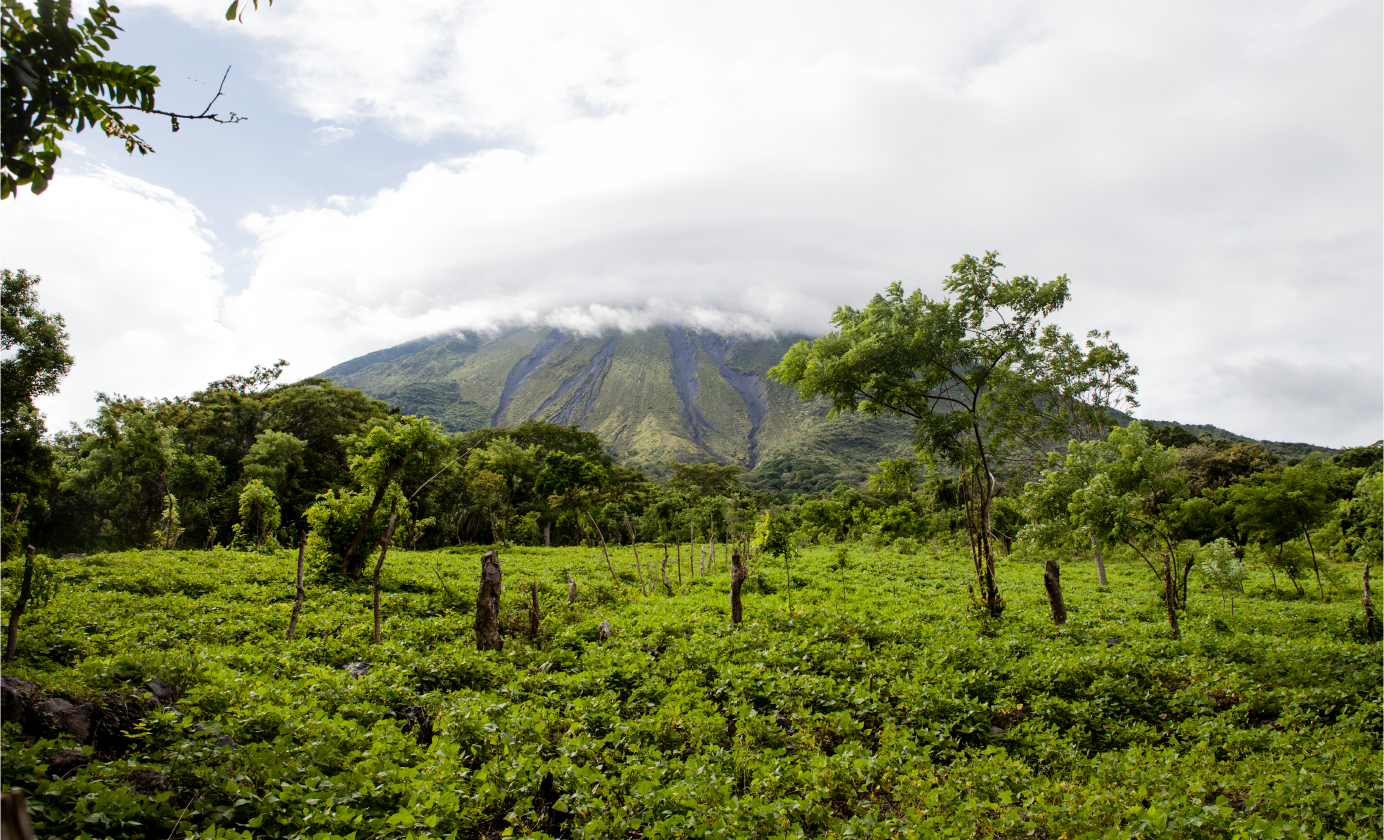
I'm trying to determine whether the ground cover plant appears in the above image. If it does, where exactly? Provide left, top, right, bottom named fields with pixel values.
left=2, top=540, right=1379, bottom=839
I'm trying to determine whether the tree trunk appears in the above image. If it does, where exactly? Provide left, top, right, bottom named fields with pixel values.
left=4, top=546, right=35, bottom=665
left=1090, top=534, right=1108, bottom=586
left=287, top=531, right=307, bottom=641
left=372, top=505, right=400, bottom=645
left=529, top=582, right=541, bottom=641
left=1304, top=527, right=1326, bottom=602
left=676, top=538, right=683, bottom=585
left=1163, top=553, right=1181, bottom=640
left=1043, top=559, right=1067, bottom=626
left=625, top=516, right=647, bottom=596
left=730, top=547, right=747, bottom=625
left=543, top=522, right=551, bottom=547
left=587, top=513, right=617, bottom=584
left=340, top=469, right=396, bottom=579
left=475, top=550, right=503, bottom=651
left=963, top=470, right=1003, bottom=618
left=661, top=545, right=673, bottom=595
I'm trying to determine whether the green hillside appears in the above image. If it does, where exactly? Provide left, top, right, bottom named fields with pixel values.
left=319, top=327, right=1339, bottom=479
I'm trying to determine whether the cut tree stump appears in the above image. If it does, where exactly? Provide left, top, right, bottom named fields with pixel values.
left=475, top=550, right=503, bottom=652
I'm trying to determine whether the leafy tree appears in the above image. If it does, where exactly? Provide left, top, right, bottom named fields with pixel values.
left=2, top=0, right=247, bottom=198
left=62, top=406, right=181, bottom=547
left=336, top=415, right=448, bottom=578
left=1027, top=422, right=1188, bottom=636
left=1, top=269, right=72, bottom=556
left=1179, top=440, right=1278, bottom=497
left=867, top=457, right=916, bottom=503
left=241, top=429, right=306, bottom=517
left=1226, top=457, right=1337, bottom=601
left=666, top=462, right=744, bottom=500
left=1151, top=424, right=1198, bottom=449
left=754, top=510, right=798, bottom=612
left=235, top=479, right=280, bottom=549
left=1196, top=537, right=1246, bottom=612
left=771, top=252, right=1138, bottom=617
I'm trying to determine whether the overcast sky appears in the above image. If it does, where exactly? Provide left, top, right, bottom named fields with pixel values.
left=3, top=0, right=1380, bottom=447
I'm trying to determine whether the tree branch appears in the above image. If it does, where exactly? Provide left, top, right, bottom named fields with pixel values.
left=110, top=66, right=245, bottom=125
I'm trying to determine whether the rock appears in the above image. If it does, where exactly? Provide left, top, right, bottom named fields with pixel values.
left=990, top=726, right=1007, bottom=736
left=339, top=661, right=371, bottom=678
left=1, top=675, right=40, bottom=721
left=61, top=553, right=85, bottom=559
left=126, top=768, right=172, bottom=796
left=215, top=734, right=237, bottom=749
left=396, top=706, right=433, bottom=746
left=45, top=749, right=91, bottom=779
left=597, top=620, right=613, bottom=642
left=144, top=678, right=176, bottom=703
left=1105, top=638, right=1122, bottom=649
left=33, top=698, right=96, bottom=743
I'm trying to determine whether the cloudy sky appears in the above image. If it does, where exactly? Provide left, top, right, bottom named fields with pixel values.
left=3, top=0, right=1380, bottom=447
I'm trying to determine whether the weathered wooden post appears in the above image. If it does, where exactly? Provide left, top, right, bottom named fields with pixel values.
left=475, top=550, right=503, bottom=651
left=625, top=515, right=648, bottom=595
left=567, top=576, right=577, bottom=604
left=529, top=582, right=541, bottom=641
left=372, top=504, right=400, bottom=645
left=1163, top=553, right=1181, bottom=640
left=1043, top=560, right=1067, bottom=626
left=661, top=545, right=673, bottom=595
left=287, top=531, right=307, bottom=641
left=730, top=547, right=747, bottom=625
left=1089, top=535, right=1108, bottom=587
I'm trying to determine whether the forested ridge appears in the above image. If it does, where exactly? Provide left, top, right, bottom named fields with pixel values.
left=1, top=260, right=1380, bottom=839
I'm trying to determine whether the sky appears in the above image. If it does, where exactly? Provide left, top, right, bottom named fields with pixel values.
left=2, top=0, right=1380, bottom=448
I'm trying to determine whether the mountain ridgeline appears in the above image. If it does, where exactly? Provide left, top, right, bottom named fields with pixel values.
left=319, top=326, right=917, bottom=481
left=320, top=325, right=1343, bottom=484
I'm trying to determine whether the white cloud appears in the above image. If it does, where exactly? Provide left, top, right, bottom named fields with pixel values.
left=311, top=125, right=356, bottom=144
left=29, top=0, right=1384, bottom=445
left=0, top=167, right=246, bottom=429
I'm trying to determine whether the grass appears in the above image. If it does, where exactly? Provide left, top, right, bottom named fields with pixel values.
left=1, top=541, right=1378, bottom=839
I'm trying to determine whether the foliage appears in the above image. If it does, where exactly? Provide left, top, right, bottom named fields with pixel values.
left=1197, top=537, right=1247, bottom=595
left=1, top=269, right=72, bottom=557
left=235, top=479, right=280, bottom=550
left=0, top=543, right=1378, bottom=839
left=770, top=251, right=1139, bottom=618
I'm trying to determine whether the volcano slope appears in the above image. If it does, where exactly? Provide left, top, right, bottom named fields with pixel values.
left=319, top=326, right=916, bottom=476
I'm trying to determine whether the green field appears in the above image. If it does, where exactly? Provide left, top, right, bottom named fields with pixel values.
left=2, top=544, right=1379, bottom=839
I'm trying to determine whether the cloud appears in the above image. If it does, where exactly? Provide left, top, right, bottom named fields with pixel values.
left=0, top=167, right=246, bottom=429
left=311, top=125, right=357, bottom=144
left=1205, top=358, right=1383, bottom=447
left=43, top=0, right=1384, bottom=446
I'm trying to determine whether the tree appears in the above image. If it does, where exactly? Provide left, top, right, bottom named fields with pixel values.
left=867, top=457, right=916, bottom=503
left=1226, top=458, right=1337, bottom=601
left=770, top=252, right=1138, bottom=617
left=2, top=0, right=248, bottom=198
left=336, top=415, right=447, bottom=578
left=1026, top=422, right=1188, bottom=637
left=755, top=510, right=798, bottom=613
left=1, top=269, right=72, bottom=557
left=235, top=479, right=280, bottom=549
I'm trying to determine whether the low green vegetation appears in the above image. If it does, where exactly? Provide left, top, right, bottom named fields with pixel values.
left=1, top=542, right=1379, bottom=839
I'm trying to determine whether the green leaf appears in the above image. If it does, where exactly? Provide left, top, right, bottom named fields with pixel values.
left=225, top=1, right=239, bottom=21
